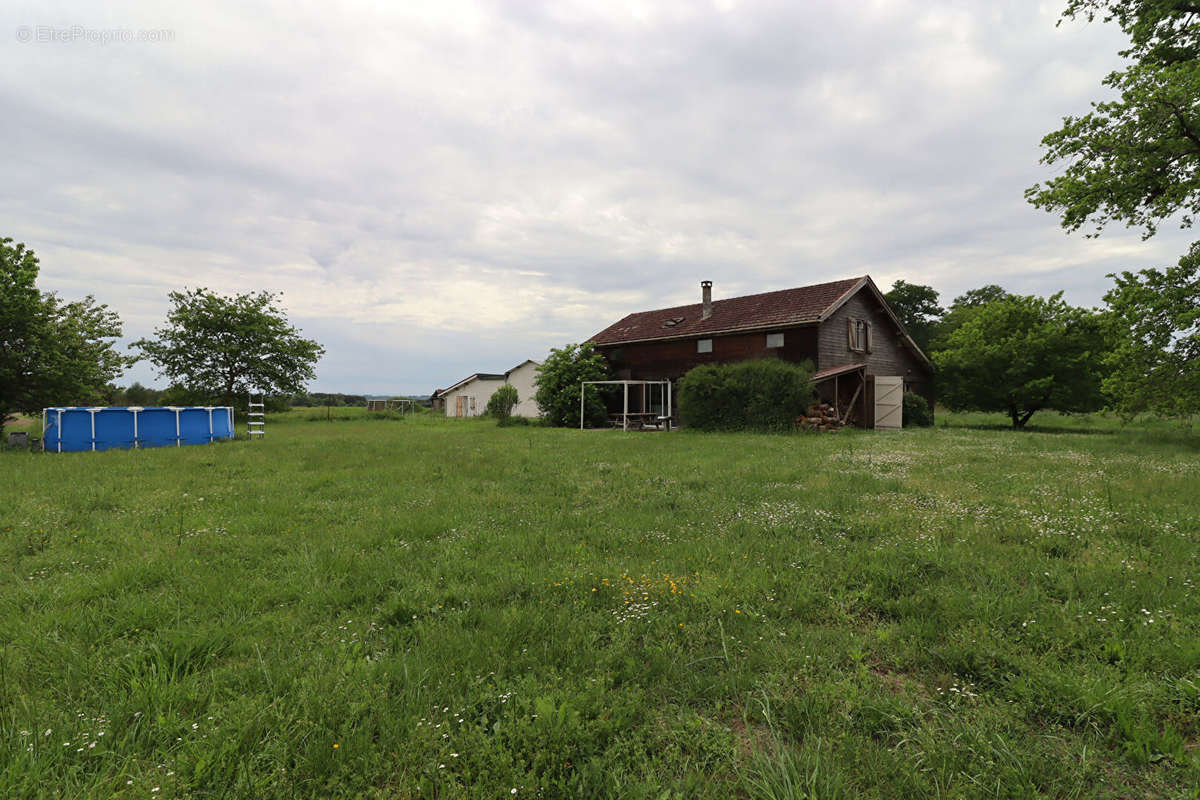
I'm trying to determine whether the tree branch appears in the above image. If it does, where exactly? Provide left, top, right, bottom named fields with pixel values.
left=1157, top=98, right=1200, bottom=152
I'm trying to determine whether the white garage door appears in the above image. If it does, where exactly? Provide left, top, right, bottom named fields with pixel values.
left=875, top=376, right=903, bottom=430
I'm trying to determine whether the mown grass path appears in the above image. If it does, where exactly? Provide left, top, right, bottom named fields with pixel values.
left=1, top=413, right=1198, bottom=798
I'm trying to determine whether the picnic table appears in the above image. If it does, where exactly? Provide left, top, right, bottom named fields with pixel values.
left=611, top=412, right=670, bottom=431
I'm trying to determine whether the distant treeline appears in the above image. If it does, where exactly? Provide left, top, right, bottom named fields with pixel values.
left=103, top=382, right=202, bottom=407
left=101, top=383, right=291, bottom=412
left=290, top=393, right=367, bottom=407
left=100, top=385, right=429, bottom=411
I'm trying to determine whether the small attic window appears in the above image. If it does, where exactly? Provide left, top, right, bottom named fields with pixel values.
left=848, top=318, right=872, bottom=353
left=662, top=316, right=686, bottom=328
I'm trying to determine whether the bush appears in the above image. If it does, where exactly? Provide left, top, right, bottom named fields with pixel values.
left=679, top=358, right=814, bottom=432
left=535, top=343, right=612, bottom=427
left=487, top=385, right=519, bottom=421
left=902, top=391, right=933, bottom=427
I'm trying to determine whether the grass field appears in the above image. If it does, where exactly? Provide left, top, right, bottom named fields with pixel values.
left=1, top=410, right=1198, bottom=798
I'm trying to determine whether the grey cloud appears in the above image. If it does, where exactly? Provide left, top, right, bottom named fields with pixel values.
left=3, top=0, right=1194, bottom=394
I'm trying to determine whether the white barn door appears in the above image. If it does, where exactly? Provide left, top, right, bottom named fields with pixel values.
left=874, top=376, right=903, bottom=430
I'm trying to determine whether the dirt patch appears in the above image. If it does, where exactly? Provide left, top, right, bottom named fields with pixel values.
left=870, top=665, right=929, bottom=698
left=726, top=714, right=776, bottom=759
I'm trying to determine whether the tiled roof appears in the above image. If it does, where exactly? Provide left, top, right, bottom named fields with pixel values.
left=591, top=277, right=865, bottom=346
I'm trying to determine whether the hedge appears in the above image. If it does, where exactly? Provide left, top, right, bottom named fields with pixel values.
left=678, top=358, right=814, bottom=432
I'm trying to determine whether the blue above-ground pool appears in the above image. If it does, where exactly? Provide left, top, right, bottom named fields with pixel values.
left=41, top=406, right=235, bottom=452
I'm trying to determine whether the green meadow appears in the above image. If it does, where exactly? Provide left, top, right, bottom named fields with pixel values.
left=1, top=411, right=1198, bottom=798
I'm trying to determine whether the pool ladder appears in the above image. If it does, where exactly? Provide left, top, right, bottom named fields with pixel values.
left=248, top=394, right=265, bottom=439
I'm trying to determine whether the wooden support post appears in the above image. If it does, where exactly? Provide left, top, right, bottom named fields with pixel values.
left=861, top=371, right=868, bottom=426
left=623, top=382, right=629, bottom=431
left=834, top=374, right=840, bottom=417
left=841, top=380, right=863, bottom=426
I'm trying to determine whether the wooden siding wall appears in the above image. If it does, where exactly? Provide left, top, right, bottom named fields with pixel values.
left=599, top=325, right=819, bottom=381
left=818, top=290, right=935, bottom=410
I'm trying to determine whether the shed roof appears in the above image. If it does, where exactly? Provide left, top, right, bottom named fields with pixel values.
left=810, top=363, right=866, bottom=383
left=441, top=372, right=505, bottom=394
left=590, top=277, right=864, bottom=346
left=504, top=359, right=542, bottom=377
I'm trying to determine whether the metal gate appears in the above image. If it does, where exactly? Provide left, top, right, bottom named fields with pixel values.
left=874, top=376, right=903, bottom=430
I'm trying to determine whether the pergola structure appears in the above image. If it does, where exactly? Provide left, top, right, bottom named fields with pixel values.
left=580, top=380, right=673, bottom=431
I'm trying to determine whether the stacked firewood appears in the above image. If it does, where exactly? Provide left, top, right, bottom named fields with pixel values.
left=796, top=402, right=844, bottom=432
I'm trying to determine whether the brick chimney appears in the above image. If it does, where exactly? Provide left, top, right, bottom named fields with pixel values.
left=701, top=280, right=713, bottom=320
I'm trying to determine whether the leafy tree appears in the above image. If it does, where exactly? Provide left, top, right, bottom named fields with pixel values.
left=534, top=342, right=611, bottom=427
left=0, top=238, right=128, bottom=432
left=486, top=384, right=519, bottom=421
left=933, top=294, right=1108, bottom=428
left=134, top=288, right=324, bottom=407
left=1028, top=2, right=1200, bottom=417
left=931, top=285, right=1014, bottom=350
left=883, top=280, right=943, bottom=353
left=1102, top=243, right=1200, bottom=419
left=949, top=285, right=1012, bottom=309
left=1026, top=1, right=1200, bottom=237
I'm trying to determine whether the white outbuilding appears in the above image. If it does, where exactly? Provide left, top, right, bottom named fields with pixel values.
left=504, top=359, right=542, bottom=418
left=441, top=373, right=505, bottom=418
left=440, top=360, right=544, bottom=419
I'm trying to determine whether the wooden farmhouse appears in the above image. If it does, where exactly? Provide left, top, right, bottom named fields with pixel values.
left=589, top=276, right=934, bottom=429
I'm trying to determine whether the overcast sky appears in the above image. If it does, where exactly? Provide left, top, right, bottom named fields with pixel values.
left=4, top=1, right=1195, bottom=394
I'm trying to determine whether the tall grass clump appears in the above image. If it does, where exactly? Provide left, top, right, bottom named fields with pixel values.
left=679, top=358, right=814, bottom=431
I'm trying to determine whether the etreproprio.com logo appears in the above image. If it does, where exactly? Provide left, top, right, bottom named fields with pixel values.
left=16, top=25, right=175, bottom=44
